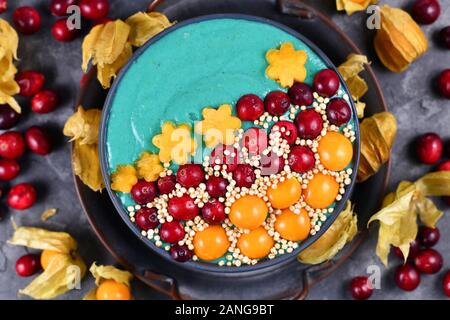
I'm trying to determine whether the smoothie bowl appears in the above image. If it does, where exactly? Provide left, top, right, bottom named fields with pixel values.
left=99, top=14, right=360, bottom=273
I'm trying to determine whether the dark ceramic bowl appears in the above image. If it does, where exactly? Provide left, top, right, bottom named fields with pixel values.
left=99, top=13, right=361, bottom=274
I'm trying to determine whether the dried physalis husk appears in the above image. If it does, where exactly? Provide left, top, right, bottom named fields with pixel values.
left=82, top=20, right=131, bottom=88
left=63, top=106, right=102, bottom=145
left=357, top=112, right=397, bottom=182
left=83, top=263, right=133, bottom=300
left=0, top=18, right=20, bottom=113
left=126, top=12, right=173, bottom=47
left=368, top=171, right=450, bottom=266
left=336, top=0, right=378, bottom=15
left=374, top=5, right=428, bottom=73
left=41, top=208, right=58, bottom=222
left=338, top=54, right=369, bottom=118
left=8, top=227, right=86, bottom=299
left=72, top=141, right=104, bottom=192
left=63, top=106, right=104, bottom=192
left=298, top=201, right=358, bottom=264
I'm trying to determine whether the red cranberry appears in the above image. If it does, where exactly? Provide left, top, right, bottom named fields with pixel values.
left=443, top=270, right=450, bottom=297
left=233, top=164, right=256, bottom=188
left=176, top=164, right=204, bottom=188
left=264, top=91, right=290, bottom=116
left=440, top=26, right=450, bottom=49
left=0, top=0, right=6, bottom=14
left=438, top=160, right=450, bottom=171
left=414, top=248, right=443, bottom=274
left=412, top=0, right=440, bottom=24
left=0, top=159, right=20, bottom=181
left=160, top=221, right=185, bottom=243
left=201, top=199, right=226, bottom=224
left=392, top=239, right=420, bottom=260
left=394, top=264, right=421, bottom=291
left=7, top=183, right=37, bottom=210
left=31, top=90, right=59, bottom=114
left=242, top=127, right=267, bottom=155
left=157, top=175, right=176, bottom=194
left=416, top=133, right=443, bottom=164
left=170, top=244, right=193, bottom=262
left=288, top=146, right=315, bottom=173
left=206, top=176, right=228, bottom=198
left=50, top=0, right=78, bottom=16
left=79, top=0, right=109, bottom=20
left=15, top=254, right=41, bottom=277
left=135, top=207, right=158, bottom=230
left=51, top=18, right=79, bottom=42
left=210, top=145, right=239, bottom=172
left=350, top=276, right=373, bottom=300
left=438, top=69, right=450, bottom=99
left=236, top=94, right=264, bottom=121
left=168, top=194, right=199, bottom=220
left=25, top=126, right=52, bottom=155
left=0, top=106, right=21, bottom=129
left=326, top=98, right=351, bottom=126
left=295, top=109, right=323, bottom=139
left=15, top=71, right=45, bottom=97
left=271, top=121, right=298, bottom=145
left=418, top=226, right=440, bottom=247
left=0, top=131, right=26, bottom=159
left=13, top=7, right=41, bottom=35
left=313, top=69, right=340, bottom=97
left=130, top=180, right=157, bottom=205
left=260, top=152, right=284, bottom=176
left=288, top=82, right=313, bottom=106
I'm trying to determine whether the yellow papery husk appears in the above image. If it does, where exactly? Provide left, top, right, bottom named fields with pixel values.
left=0, top=18, right=19, bottom=59
left=97, top=42, right=132, bottom=89
left=8, top=227, right=77, bottom=254
left=368, top=171, right=450, bottom=266
left=298, top=201, right=358, bottom=264
left=0, top=49, right=17, bottom=82
left=0, top=78, right=21, bottom=113
left=374, top=6, right=428, bottom=73
left=357, top=112, right=397, bottom=182
left=41, top=208, right=58, bottom=222
left=72, top=141, right=104, bottom=192
left=354, top=99, right=366, bottom=119
left=126, top=12, right=174, bottom=47
left=20, top=252, right=86, bottom=300
left=89, top=262, right=133, bottom=286
left=336, top=0, right=378, bottom=15
left=63, top=106, right=101, bottom=145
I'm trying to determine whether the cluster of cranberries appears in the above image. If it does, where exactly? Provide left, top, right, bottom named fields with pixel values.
left=0, top=70, right=57, bottom=218
left=8, top=1, right=110, bottom=42
left=408, top=0, right=450, bottom=99
left=350, top=226, right=450, bottom=299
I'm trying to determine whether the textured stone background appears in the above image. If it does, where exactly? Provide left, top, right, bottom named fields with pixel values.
left=0, top=0, right=449, bottom=300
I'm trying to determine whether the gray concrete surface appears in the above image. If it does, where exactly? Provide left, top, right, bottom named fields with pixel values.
left=0, top=0, right=448, bottom=300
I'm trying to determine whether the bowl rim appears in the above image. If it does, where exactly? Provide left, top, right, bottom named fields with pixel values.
left=98, top=13, right=361, bottom=274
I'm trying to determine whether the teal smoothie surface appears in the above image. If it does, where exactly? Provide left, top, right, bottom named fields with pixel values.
left=104, top=17, right=355, bottom=233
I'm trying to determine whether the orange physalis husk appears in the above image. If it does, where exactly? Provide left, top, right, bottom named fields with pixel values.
left=126, top=12, right=174, bottom=47
left=298, top=201, right=357, bottom=264
left=336, top=0, right=378, bottom=15
left=357, top=112, right=397, bottom=182
left=368, top=172, right=449, bottom=266
left=374, top=5, right=428, bottom=73
left=41, top=208, right=58, bottom=222
left=8, top=227, right=86, bottom=299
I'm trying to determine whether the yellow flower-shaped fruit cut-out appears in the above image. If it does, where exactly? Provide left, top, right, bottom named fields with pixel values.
left=266, top=42, right=308, bottom=88
left=152, top=122, right=197, bottom=165
left=135, top=151, right=163, bottom=182
left=195, top=104, right=241, bottom=148
left=111, top=165, right=138, bottom=193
